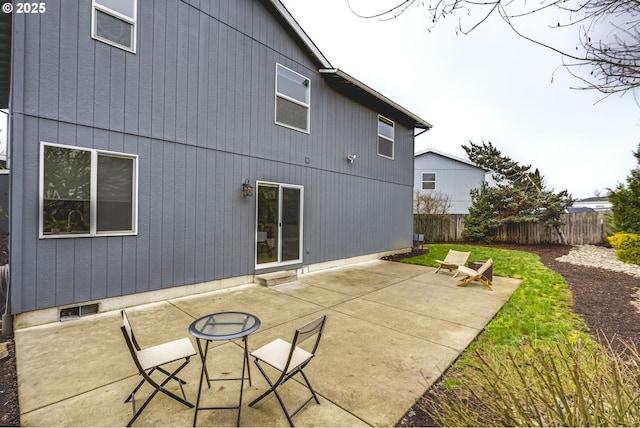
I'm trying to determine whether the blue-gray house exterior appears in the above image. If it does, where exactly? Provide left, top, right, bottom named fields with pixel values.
left=7, top=0, right=431, bottom=325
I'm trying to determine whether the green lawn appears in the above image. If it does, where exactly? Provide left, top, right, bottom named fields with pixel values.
left=402, top=244, right=640, bottom=427
left=402, top=244, right=590, bottom=350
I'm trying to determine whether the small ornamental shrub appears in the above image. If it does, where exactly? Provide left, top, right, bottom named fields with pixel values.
left=423, top=338, right=640, bottom=427
left=608, top=232, right=640, bottom=265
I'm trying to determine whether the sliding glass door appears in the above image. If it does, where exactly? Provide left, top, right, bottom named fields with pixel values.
left=256, top=182, right=303, bottom=267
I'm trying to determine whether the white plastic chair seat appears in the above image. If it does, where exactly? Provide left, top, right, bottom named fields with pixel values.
left=136, top=337, right=196, bottom=371
left=251, top=338, right=313, bottom=374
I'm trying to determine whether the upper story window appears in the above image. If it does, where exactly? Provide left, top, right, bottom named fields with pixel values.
left=377, top=115, right=394, bottom=159
left=92, top=0, right=137, bottom=52
left=422, top=173, right=436, bottom=190
left=275, top=63, right=310, bottom=133
left=40, top=143, right=138, bottom=238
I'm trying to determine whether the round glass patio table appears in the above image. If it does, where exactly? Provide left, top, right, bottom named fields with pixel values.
left=189, top=312, right=261, bottom=427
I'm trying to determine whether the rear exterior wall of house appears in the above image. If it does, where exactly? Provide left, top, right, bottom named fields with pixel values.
left=9, top=0, right=416, bottom=315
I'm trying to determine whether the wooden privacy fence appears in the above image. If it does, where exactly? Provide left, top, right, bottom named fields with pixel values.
left=414, top=211, right=611, bottom=245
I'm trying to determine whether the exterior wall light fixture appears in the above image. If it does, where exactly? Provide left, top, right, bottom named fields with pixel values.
left=242, top=179, right=254, bottom=197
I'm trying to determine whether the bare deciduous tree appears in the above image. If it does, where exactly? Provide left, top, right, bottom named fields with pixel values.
left=348, top=0, right=640, bottom=97
left=414, top=190, right=452, bottom=215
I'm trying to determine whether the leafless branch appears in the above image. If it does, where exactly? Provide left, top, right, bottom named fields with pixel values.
left=347, top=0, right=640, bottom=96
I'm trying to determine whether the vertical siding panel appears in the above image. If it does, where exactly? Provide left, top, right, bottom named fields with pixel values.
left=124, top=53, right=140, bottom=134
left=205, top=151, right=217, bottom=279
left=137, top=2, right=154, bottom=136
left=13, top=117, right=31, bottom=312
left=10, top=15, right=26, bottom=114
left=74, top=240, right=92, bottom=303
left=196, top=13, right=209, bottom=147
left=162, top=144, right=176, bottom=287
left=107, top=238, right=123, bottom=297
left=93, top=128, right=108, bottom=150
left=35, top=242, right=56, bottom=308
left=173, top=145, right=186, bottom=284
left=213, top=153, right=225, bottom=276
left=109, top=51, right=126, bottom=132
left=194, top=147, right=207, bottom=281
left=216, top=25, right=233, bottom=151
left=90, top=239, right=108, bottom=300
left=186, top=5, right=200, bottom=145
left=122, top=238, right=137, bottom=293
left=184, top=146, right=198, bottom=283
left=206, top=19, right=219, bottom=150
left=151, top=1, right=166, bottom=139
left=93, top=44, right=111, bottom=129
left=175, top=2, right=188, bottom=144
left=39, top=2, right=60, bottom=120
left=164, top=0, right=178, bottom=142
left=109, top=129, right=124, bottom=153
left=76, top=2, right=95, bottom=126
left=148, top=142, right=164, bottom=288
left=59, top=1, right=79, bottom=123
left=22, top=16, right=40, bottom=115
left=217, top=25, right=229, bottom=152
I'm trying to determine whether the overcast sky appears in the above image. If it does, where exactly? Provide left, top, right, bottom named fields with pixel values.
left=280, top=0, right=640, bottom=199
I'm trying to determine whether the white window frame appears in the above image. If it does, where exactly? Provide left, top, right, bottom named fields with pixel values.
left=377, top=115, right=394, bottom=159
left=91, top=0, right=137, bottom=53
left=274, top=63, right=311, bottom=133
left=422, top=172, right=436, bottom=190
left=39, top=142, right=139, bottom=239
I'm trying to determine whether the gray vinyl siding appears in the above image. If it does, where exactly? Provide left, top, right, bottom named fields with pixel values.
left=414, top=153, right=485, bottom=214
left=9, top=0, right=415, bottom=313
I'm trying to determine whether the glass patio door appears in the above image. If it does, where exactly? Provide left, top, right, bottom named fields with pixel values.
left=256, top=182, right=303, bottom=267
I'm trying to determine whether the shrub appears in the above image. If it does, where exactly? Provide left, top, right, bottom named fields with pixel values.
left=423, top=338, right=640, bottom=427
left=608, top=233, right=640, bottom=264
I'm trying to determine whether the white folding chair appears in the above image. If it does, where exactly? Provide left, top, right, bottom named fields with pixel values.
left=249, top=315, right=328, bottom=426
left=120, top=310, right=197, bottom=426
left=434, top=249, right=470, bottom=277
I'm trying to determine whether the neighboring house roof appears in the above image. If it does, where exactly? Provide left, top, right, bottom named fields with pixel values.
left=575, top=196, right=609, bottom=204
left=266, top=0, right=432, bottom=131
left=414, top=148, right=485, bottom=170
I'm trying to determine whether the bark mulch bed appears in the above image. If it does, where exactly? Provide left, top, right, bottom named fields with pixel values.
left=397, top=243, right=640, bottom=427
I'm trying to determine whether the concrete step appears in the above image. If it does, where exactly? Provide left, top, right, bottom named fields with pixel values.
left=255, top=270, right=297, bottom=287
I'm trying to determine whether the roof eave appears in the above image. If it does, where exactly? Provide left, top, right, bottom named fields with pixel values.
left=319, top=68, right=432, bottom=131
left=263, top=0, right=332, bottom=69
left=415, top=148, right=487, bottom=171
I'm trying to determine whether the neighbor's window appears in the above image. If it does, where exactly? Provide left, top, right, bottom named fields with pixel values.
left=422, top=173, right=436, bottom=190
left=40, top=143, right=138, bottom=238
left=275, top=63, right=310, bottom=133
left=377, top=115, right=394, bottom=159
left=92, top=0, right=137, bottom=52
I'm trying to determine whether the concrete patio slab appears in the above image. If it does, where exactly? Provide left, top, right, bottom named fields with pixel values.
left=15, top=260, right=520, bottom=427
